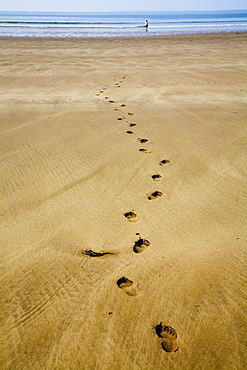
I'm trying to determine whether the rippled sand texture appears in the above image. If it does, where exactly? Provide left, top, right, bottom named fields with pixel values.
left=1, top=33, right=247, bottom=370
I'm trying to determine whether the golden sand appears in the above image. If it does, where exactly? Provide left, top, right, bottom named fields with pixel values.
left=1, top=33, right=247, bottom=369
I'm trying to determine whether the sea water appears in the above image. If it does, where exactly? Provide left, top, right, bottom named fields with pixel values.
left=0, top=10, right=246, bottom=38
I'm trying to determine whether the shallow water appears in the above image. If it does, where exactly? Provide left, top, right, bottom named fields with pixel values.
left=0, top=10, right=247, bottom=37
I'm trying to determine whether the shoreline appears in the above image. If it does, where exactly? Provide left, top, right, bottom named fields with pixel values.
left=1, top=30, right=247, bottom=41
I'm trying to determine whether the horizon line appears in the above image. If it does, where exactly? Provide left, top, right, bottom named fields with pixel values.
left=1, top=9, right=247, bottom=14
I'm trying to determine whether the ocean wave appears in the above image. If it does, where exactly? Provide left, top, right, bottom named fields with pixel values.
left=0, top=23, right=141, bottom=28
left=0, top=23, right=246, bottom=29
left=1, top=18, right=246, bottom=25
left=0, top=10, right=246, bottom=37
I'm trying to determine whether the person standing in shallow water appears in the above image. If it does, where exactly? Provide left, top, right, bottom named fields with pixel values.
left=145, top=20, right=148, bottom=31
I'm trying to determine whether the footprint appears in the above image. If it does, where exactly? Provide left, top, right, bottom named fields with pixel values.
left=139, top=148, right=151, bottom=153
left=156, top=322, right=178, bottom=352
left=117, top=277, right=139, bottom=296
left=121, top=104, right=126, bottom=107
left=133, top=237, right=150, bottom=253
left=114, top=108, right=121, bottom=111
left=109, top=100, right=115, bottom=103
left=161, top=341, right=178, bottom=352
left=148, top=191, right=163, bottom=200
left=160, top=159, right=170, bottom=165
left=129, top=123, right=137, bottom=127
left=152, top=174, right=162, bottom=181
left=139, top=138, right=148, bottom=143
left=96, top=93, right=100, bottom=96
left=105, top=96, right=110, bottom=99
left=124, top=211, right=138, bottom=222
left=118, top=117, right=125, bottom=120
left=103, top=87, right=107, bottom=90
left=126, top=131, right=134, bottom=134
left=128, top=113, right=134, bottom=116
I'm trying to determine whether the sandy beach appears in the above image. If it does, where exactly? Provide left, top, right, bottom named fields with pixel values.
left=1, top=33, right=247, bottom=369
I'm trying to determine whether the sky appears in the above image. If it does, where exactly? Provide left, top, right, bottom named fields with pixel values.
left=0, top=0, right=246, bottom=12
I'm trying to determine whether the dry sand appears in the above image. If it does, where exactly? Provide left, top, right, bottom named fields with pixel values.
left=1, top=33, right=247, bottom=369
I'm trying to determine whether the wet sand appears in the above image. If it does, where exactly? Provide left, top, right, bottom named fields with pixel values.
left=1, top=33, right=247, bottom=369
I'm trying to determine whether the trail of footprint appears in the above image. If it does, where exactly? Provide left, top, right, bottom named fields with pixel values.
left=96, top=87, right=107, bottom=96
left=133, top=237, right=150, bottom=253
left=148, top=191, right=163, bottom=200
left=117, top=277, right=139, bottom=296
left=101, top=77, right=174, bottom=351
left=98, top=76, right=165, bottom=319
left=156, top=322, right=178, bottom=352
left=124, top=211, right=138, bottom=222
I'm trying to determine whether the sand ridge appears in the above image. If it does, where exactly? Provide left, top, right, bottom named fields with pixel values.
left=1, top=33, right=247, bottom=369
